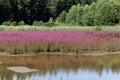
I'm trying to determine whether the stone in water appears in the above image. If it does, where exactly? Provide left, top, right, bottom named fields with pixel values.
left=0, top=62, right=3, bottom=64
left=7, top=66, right=37, bottom=73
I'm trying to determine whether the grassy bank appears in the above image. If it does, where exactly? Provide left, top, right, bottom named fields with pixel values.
left=0, top=25, right=120, bottom=31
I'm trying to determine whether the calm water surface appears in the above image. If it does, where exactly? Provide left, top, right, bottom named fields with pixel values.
left=1, top=65, right=120, bottom=80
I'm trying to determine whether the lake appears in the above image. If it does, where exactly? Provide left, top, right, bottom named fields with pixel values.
left=0, top=54, right=120, bottom=80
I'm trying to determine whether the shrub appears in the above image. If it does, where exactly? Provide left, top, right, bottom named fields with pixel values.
left=56, top=10, right=67, bottom=23
left=2, top=21, right=11, bottom=26
left=38, top=21, right=44, bottom=26
left=45, top=17, right=55, bottom=27
left=33, top=21, right=39, bottom=26
left=10, top=21, right=17, bottom=26
left=18, top=20, right=25, bottom=25
left=33, top=21, right=44, bottom=26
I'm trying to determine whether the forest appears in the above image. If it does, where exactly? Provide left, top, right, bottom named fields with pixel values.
left=0, top=0, right=120, bottom=26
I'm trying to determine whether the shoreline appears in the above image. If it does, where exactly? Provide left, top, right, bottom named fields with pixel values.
left=0, top=51, right=120, bottom=66
left=0, top=51, right=120, bottom=57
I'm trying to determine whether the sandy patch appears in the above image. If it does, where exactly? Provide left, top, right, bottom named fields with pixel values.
left=81, top=51, right=120, bottom=56
left=1, top=51, right=120, bottom=57
left=0, top=62, right=2, bottom=64
left=7, top=66, right=37, bottom=73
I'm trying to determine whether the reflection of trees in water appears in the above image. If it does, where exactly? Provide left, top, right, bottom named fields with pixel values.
left=0, top=65, right=13, bottom=80
left=1, top=64, right=120, bottom=79
left=1, top=55, right=120, bottom=79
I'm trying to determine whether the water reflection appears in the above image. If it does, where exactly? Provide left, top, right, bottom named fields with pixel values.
left=1, top=64, right=120, bottom=80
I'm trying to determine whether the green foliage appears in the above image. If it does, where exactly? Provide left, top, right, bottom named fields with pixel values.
left=94, top=0, right=120, bottom=25
left=82, top=13, right=94, bottom=26
left=33, top=21, right=44, bottom=26
left=10, top=21, right=17, bottom=26
left=56, top=0, right=97, bottom=18
left=66, top=5, right=79, bottom=25
left=58, top=0, right=120, bottom=26
left=46, top=17, right=55, bottom=27
left=33, top=21, right=39, bottom=26
left=0, top=0, right=98, bottom=25
left=80, top=0, right=98, bottom=5
left=2, top=21, right=11, bottom=26
left=76, top=5, right=84, bottom=25
left=81, top=3, right=96, bottom=26
left=95, top=26, right=102, bottom=31
left=0, top=0, right=97, bottom=25
left=0, top=0, right=119, bottom=26
left=56, top=11, right=67, bottom=23
left=18, top=21, right=25, bottom=26
left=81, top=5, right=91, bottom=26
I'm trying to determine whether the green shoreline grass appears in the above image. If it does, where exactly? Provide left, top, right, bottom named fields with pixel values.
left=0, top=25, right=120, bottom=31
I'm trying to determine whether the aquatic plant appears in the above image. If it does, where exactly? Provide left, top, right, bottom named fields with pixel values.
left=0, top=31, right=120, bottom=54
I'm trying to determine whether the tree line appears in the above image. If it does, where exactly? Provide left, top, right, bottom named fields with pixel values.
left=0, top=0, right=120, bottom=26
left=0, top=0, right=97, bottom=25
left=57, top=0, right=120, bottom=26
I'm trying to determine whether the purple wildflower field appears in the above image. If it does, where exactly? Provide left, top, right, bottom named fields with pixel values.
left=0, top=31, right=120, bottom=54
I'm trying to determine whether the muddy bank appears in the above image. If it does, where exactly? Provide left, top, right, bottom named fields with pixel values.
left=0, top=51, right=120, bottom=56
